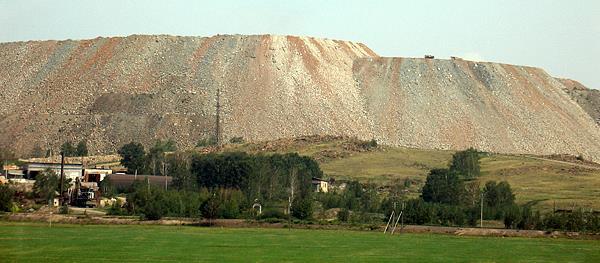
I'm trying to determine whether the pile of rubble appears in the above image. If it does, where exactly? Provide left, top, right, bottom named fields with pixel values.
left=1, top=34, right=599, bottom=162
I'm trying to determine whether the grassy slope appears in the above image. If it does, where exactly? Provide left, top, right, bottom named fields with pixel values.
left=216, top=137, right=600, bottom=211
left=1, top=222, right=598, bottom=262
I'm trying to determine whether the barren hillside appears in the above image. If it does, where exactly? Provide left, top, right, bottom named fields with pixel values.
left=557, top=78, right=600, bottom=125
left=0, top=35, right=376, bottom=154
left=355, top=57, right=600, bottom=160
left=1, top=34, right=599, bottom=161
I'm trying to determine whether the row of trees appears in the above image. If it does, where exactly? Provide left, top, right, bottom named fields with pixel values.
left=118, top=140, right=177, bottom=175
left=29, top=140, right=89, bottom=158
left=115, top=145, right=322, bottom=220
left=60, top=140, right=89, bottom=157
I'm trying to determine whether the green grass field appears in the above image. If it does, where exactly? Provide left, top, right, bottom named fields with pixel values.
left=0, top=222, right=598, bottom=262
left=218, top=137, right=600, bottom=212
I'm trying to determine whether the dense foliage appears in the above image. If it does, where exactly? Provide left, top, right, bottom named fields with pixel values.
left=107, top=145, right=600, bottom=232
left=449, top=148, right=481, bottom=179
left=118, top=140, right=177, bottom=175
left=32, top=169, right=72, bottom=204
left=118, top=142, right=148, bottom=174
left=421, top=169, right=463, bottom=205
left=76, top=141, right=89, bottom=157
left=114, top=149, right=321, bottom=221
left=0, top=184, right=15, bottom=212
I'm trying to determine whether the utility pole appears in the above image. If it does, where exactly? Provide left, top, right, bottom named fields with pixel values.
left=401, top=202, right=405, bottom=232
left=163, top=163, right=168, bottom=191
left=480, top=192, right=484, bottom=228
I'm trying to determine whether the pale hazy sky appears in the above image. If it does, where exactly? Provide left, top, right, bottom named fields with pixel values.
left=1, top=0, right=599, bottom=88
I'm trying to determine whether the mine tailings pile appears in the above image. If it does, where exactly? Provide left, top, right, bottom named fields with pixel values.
left=0, top=34, right=599, bottom=161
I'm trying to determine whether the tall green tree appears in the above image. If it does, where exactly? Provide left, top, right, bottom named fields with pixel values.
left=118, top=142, right=147, bottom=174
left=0, top=184, right=15, bottom=212
left=76, top=140, right=89, bottom=157
left=33, top=169, right=72, bottom=204
left=421, top=169, right=463, bottom=205
left=168, top=153, right=196, bottom=191
left=60, top=141, right=76, bottom=157
left=449, top=148, right=481, bottom=179
left=147, top=139, right=178, bottom=175
left=483, top=181, right=515, bottom=208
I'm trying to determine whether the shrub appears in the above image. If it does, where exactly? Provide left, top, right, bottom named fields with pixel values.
left=0, top=184, right=15, bottom=212
left=258, top=208, right=287, bottom=220
left=196, top=137, right=217, bottom=147
left=229, top=137, right=245, bottom=144
left=59, top=204, right=69, bottom=215
left=361, top=139, right=377, bottom=149
left=142, top=199, right=165, bottom=220
left=503, top=205, right=521, bottom=229
left=337, top=208, right=350, bottom=222
left=291, top=198, right=313, bottom=220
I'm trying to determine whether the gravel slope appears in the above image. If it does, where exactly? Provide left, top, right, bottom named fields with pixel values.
left=1, top=34, right=599, bottom=161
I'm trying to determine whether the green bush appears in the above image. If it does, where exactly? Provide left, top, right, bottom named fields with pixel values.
left=59, top=205, right=69, bottom=215
left=291, top=198, right=313, bottom=220
left=359, top=139, right=377, bottom=149
left=0, top=184, right=15, bottom=212
left=449, top=148, right=481, bottom=179
left=258, top=208, right=287, bottom=220
left=337, top=208, right=350, bottom=222
left=229, top=137, right=245, bottom=144
left=107, top=201, right=127, bottom=216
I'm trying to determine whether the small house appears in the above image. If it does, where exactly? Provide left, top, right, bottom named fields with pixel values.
left=312, top=177, right=329, bottom=193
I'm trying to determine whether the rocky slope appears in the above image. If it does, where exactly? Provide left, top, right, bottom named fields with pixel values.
left=354, top=57, right=600, bottom=159
left=1, top=34, right=599, bottom=161
left=0, top=35, right=376, bottom=154
left=558, top=78, right=600, bottom=125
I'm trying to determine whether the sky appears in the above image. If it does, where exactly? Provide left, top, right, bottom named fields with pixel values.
left=1, top=0, right=599, bottom=88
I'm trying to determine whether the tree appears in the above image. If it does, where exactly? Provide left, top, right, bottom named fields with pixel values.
left=147, top=139, right=177, bottom=175
left=0, top=184, right=15, bottom=212
left=143, top=192, right=166, bottom=220
left=449, top=148, right=481, bottom=179
left=33, top=169, right=72, bottom=204
left=503, top=204, right=521, bottom=229
left=201, top=195, right=220, bottom=222
left=421, top=169, right=463, bottom=205
left=483, top=181, right=515, bottom=208
left=291, top=197, right=313, bottom=220
left=168, top=153, right=195, bottom=191
left=118, top=142, right=147, bottom=174
left=483, top=181, right=516, bottom=219
left=76, top=140, right=89, bottom=157
left=60, top=141, right=76, bottom=157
